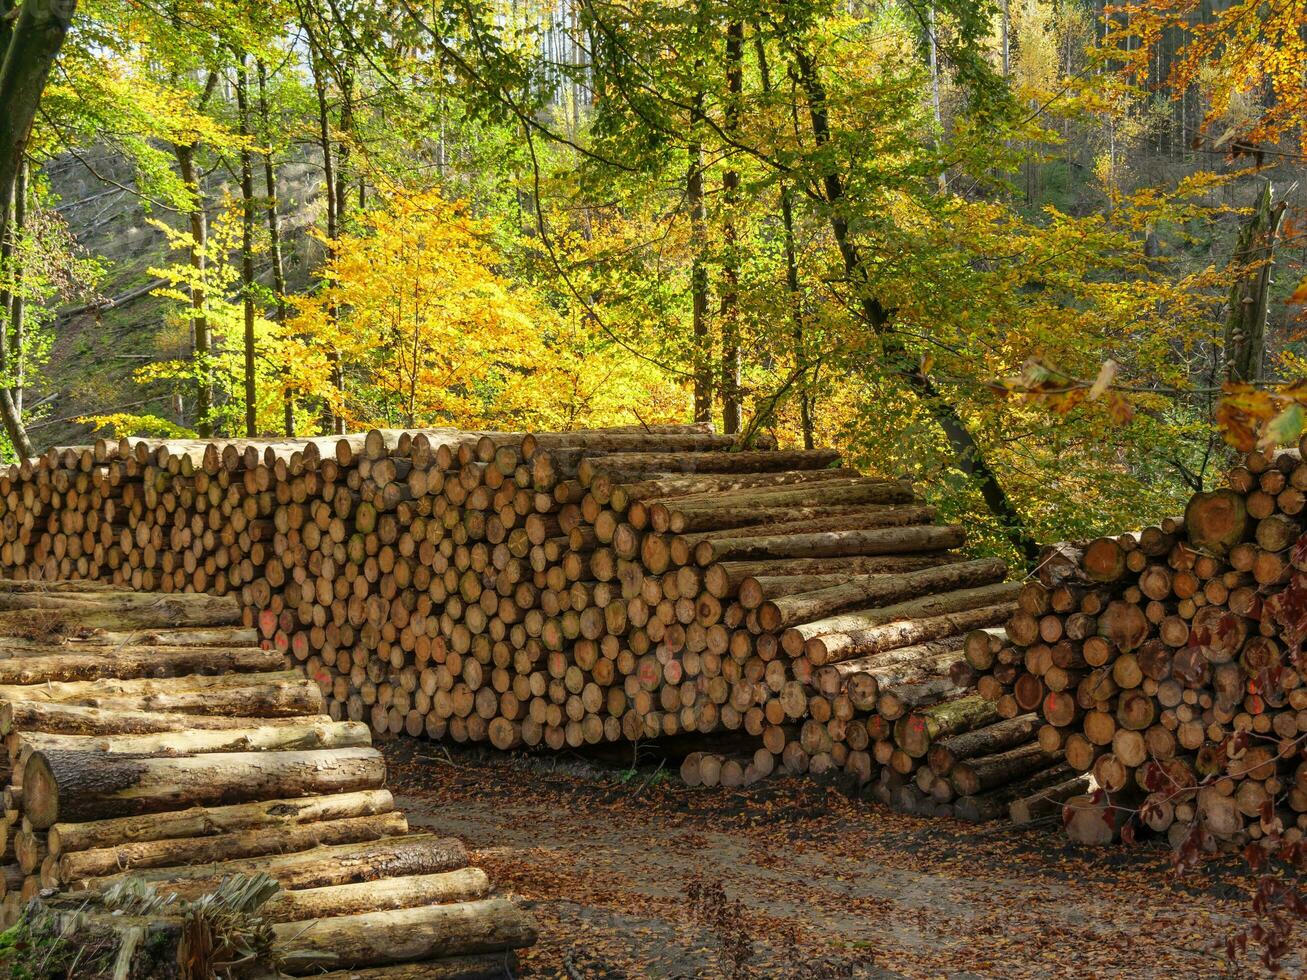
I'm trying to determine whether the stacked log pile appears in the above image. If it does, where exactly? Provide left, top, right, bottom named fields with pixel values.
left=967, top=443, right=1307, bottom=846
left=0, top=583, right=534, bottom=975
left=0, top=426, right=1087, bottom=819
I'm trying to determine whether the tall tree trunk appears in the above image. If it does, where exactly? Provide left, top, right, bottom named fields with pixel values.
left=756, top=33, right=814, bottom=449
left=0, top=0, right=77, bottom=458
left=719, top=21, right=744, bottom=435
left=257, top=60, right=294, bottom=437
left=310, top=44, right=345, bottom=435
left=1223, top=182, right=1286, bottom=385
left=235, top=53, right=258, bottom=437
left=172, top=144, right=211, bottom=436
left=10, top=161, right=25, bottom=416
left=787, top=40, right=1037, bottom=562
left=688, top=110, right=711, bottom=423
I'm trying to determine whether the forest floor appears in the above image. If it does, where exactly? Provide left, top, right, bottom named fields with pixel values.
left=383, top=739, right=1301, bottom=979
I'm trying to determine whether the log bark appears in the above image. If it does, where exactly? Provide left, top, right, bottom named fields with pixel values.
left=76, top=834, right=468, bottom=897
left=48, top=789, right=395, bottom=855
left=266, top=868, right=491, bottom=922
left=0, top=645, right=283, bottom=684
left=758, top=558, right=1006, bottom=631
left=705, top=554, right=960, bottom=598
left=0, top=701, right=330, bottom=737
left=693, top=524, right=964, bottom=566
left=55, top=812, right=409, bottom=882
left=890, top=695, right=1002, bottom=760
left=925, top=713, right=1041, bottom=775
left=308, top=954, right=519, bottom=979
left=24, top=746, right=386, bottom=827
left=273, top=899, right=537, bottom=973
left=950, top=742, right=1061, bottom=796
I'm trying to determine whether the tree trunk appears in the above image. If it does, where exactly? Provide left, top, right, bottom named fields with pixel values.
left=47, top=789, right=395, bottom=855
left=757, top=558, right=1006, bottom=631
left=784, top=37, right=1036, bottom=562
left=308, top=39, right=344, bottom=434
left=719, top=20, right=743, bottom=433
left=54, top=812, right=408, bottom=883
left=23, top=745, right=386, bottom=827
left=0, top=701, right=329, bottom=738
left=308, top=956, right=519, bottom=980
left=950, top=741, right=1061, bottom=796
left=172, top=136, right=213, bottom=438
left=0, top=0, right=76, bottom=457
left=687, top=7, right=711, bottom=423
left=235, top=52, right=258, bottom=437
left=272, top=899, right=537, bottom=974
left=265, top=868, right=491, bottom=922
left=925, top=713, right=1042, bottom=774
left=0, top=644, right=283, bottom=683
left=689, top=523, right=964, bottom=566
left=14, top=720, right=370, bottom=763
left=1223, top=181, right=1286, bottom=384
left=80, top=833, right=468, bottom=898
left=257, top=60, right=295, bottom=436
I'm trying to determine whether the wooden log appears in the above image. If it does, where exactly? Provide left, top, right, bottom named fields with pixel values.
left=0, top=645, right=285, bottom=684
left=0, top=592, right=240, bottom=627
left=12, top=721, right=372, bottom=763
left=693, top=524, right=964, bottom=566
left=24, top=746, right=387, bottom=827
left=1184, top=489, right=1248, bottom=556
left=925, top=713, right=1041, bottom=775
left=76, top=834, right=469, bottom=897
left=891, top=695, right=1002, bottom=759
left=704, top=554, right=960, bottom=599
left=950, top=742, right=1061, bottom=796
left=757, top=559, right=1007, bottom=631
left=1009, top=773, right=1095, bottom=825
left=55, top=812, right=410, bottom=882
left=266, top=868, right=493, bottom=922
left=954, top=763, right=1077, bottom=823
left=48, top=790, right=396, bottom=856
left=273, top=899, right=537, bottom=973
left=307, top=954, right=519, bottom=979
left=789, top=585, right=1020, bottom=661
left=0, top=701, right=331, bottom=737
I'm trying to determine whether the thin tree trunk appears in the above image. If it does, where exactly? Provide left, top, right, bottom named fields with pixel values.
left=172, top=142, right=212, bottom=437
left=719, top=21, right=744, bottom=434
left=10, top=160, right=25, bottom=416
left=257, top=60, right=294, bottom=437
left=310, top=44, right=345, bottom=435
left=756, top=33, right=814, bottom=449
left=688, top=1, right=711, bottom=424
left=787, top=40, right=1037, bottom=562
left=235, top=53, right=258, bottom=437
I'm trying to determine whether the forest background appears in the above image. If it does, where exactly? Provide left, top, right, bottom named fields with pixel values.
left=0, top=0, right=1303, bottom=566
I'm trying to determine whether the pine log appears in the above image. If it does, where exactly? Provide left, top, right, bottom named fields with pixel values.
left=48, top=790, right=395, bottom=855
left=693, top=524, right=964, bottom=566
left=1008, top=773, right=1095, bottom=825
left=1184, top=489, right=1248, bottom=556
left=578, top=449, right=840, bottom=484
left=757, top=559, right=1006, bottom=631
left=23, top=746, right=387, bottom=827
left=891, top=695, right=1001, bottom=759
left=926, top=714, right=1041, bottom=775
left=272, top=899, right=537, bottom=973
left=789, top=585, right=1020, bottom=661
left=55, top=812, right=409, bottom=882
left=76, top=834, right=468, bottom=897
left=266, top=868, right=492, bottom=922
left=0, top=592, right=240, bottom=627
left=950, top=742, right=1062, bottom=796
left=954, top=763, right=1076, bottom=823
left=12, top=721, right=371, bottom=763
left=704, top=554, right=960, bottom=599
left=308, top=954, right=518, bottom=979
left=0, top=701, right=331, bottom=737
left=0, top=645, right=284, bottom=684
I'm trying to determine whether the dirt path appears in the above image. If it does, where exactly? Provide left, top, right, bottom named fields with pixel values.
left=383, top=740, right=1301, bottom=978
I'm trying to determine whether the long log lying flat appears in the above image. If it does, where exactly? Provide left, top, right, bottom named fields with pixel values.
left=24, top=746, right=387, bottom=827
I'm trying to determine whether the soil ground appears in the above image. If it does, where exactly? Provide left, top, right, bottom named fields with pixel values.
left=382, top=739, right=1303, bottom=979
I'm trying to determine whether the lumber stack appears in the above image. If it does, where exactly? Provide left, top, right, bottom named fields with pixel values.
left=0, top=426, right=1060, bottom=813
left=966, top=442, right=1307, bottom=847
left=0, top=583, right=534, bottom=976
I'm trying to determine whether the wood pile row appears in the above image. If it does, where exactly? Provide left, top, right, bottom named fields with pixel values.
left=0, top=426, right=1090, bottom=818
left=0, top=583, right=534, bottom=976
left=967, top=443, right=1307, bottom=846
